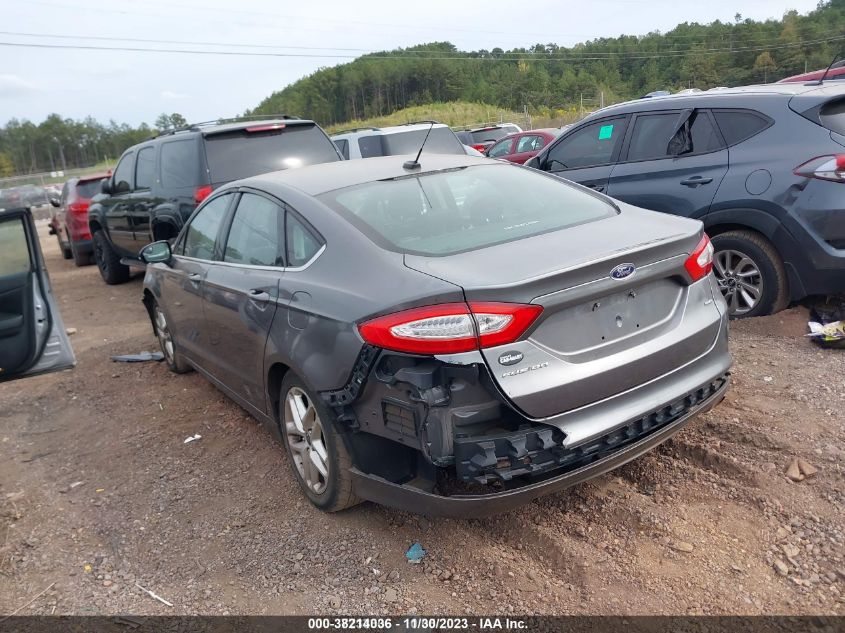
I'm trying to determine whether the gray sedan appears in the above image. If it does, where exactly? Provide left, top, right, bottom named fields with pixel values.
left=140, top=154, right=731, bottom=517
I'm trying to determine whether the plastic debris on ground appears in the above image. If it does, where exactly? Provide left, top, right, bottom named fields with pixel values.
left=183, top=434, right=201, bottom=444
left=807, top=296, right=845, bottom=349
left=111, top=351, right=165, bottom=362
left=405, top=541, right=426, bottom=564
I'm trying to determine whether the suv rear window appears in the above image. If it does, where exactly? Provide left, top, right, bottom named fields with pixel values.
left=357, top=128, right=465, bottom=158
left=471, top=126, right=519, bottom=143
left=318, top=164, right=615, bottom=256
left=819, top=98, right=845, bottom=136
left=204, top=124, right=340, bottom=183
left=76, top=179, right=105, bottom=199
left=713, top=109, right=771, bottom=146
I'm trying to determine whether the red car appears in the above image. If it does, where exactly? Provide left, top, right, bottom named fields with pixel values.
left=777, top=60, right=845, bottom=83
left=50, top=174, right=109, bottom=266
left=484, top=129, right=562, bottom=164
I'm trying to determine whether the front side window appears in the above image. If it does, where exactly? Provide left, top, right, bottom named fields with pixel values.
left=182, top=193, right=231, bottom=260
left=223, top=193, right=283, bottom=266
left=516, top=135, right=543, bottom=153
left=286, top=212, right=323, bottom=267
left=487, top=139, right=513, bottom=157
left=0, top=217, right=31, bottom=275
left=318, top=163, right=615, bottom=257
left=545, top=117, right=627, bottom=170
left=112, top=153, right=134, bottom=193
left=135, top=146, right=156, bottom=190
left=626, top=111, right=722, bottom=161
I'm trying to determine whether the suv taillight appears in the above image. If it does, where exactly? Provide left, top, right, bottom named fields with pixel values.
left=67, top=201, right=88, bottom=215
left=684, top=235, right=715, bottom=282
left=358, top=302, right=543, bottom=355
left=194, top=185, right=213, bottom=204
left=793, top=155, right=845, bottom=183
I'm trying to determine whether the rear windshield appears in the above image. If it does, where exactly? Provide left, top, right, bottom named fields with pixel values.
left=471, top=126, right=519, bottom=143
left=318, top=164, right=615, bottom=256
left=204, top=124, right=340, bottom=183
left=357, top=128, right=465, bottom=158
left=820, top=98, right=845, bottom=136
left=76, top=178, right=105, bottom=199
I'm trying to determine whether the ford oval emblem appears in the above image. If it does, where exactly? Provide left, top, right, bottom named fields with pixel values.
left=498, top=351, right=524, bottom=366
left=610, top=263, right=636, bottom=280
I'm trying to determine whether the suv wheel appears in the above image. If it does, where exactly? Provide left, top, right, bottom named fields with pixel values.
left=93, top=230, right=130, bottom=284
left=711, top=230, right=788, bottom=318
left=280, top=374, right=360, bottom=513
left=152, top=302, right=191, bottom=373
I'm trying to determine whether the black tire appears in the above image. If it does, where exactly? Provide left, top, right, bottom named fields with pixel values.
left=279, top=374, right=360, bottom=513
left=92, top=230, right=130, bottom=284
left=70, top=239, right=93, bottom=267
left=151, top=301, right=192, bottom=374
left=57, top=231, right=72, bottom=259
left=710, top=230, right=788, bottom=318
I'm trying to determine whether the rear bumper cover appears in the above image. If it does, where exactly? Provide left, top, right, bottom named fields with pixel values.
left=70, top=238, right=93, bottom=254
left=350, top=373, right=728, bottom=518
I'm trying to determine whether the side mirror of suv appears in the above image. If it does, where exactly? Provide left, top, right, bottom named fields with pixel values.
left=140, top=240, right=172, bottom=265
left=101, top=179, right=112, bottom=195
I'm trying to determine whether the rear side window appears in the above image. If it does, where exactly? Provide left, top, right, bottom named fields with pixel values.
left=204, top=124, right=340, bottom=183
left=517, top=135, right=544, bottom=153
left=713, top=110, right=772, bottom=146
left=626, top=111, right=722, bottom=161
left=161, top=139, right=200, bottom=188
left=286, top=212, right=323, bottom=267
left=182, top=193, right=231, bottom=260
left=546, top=117, right=628, bottom=170
left=223, top=193, right=283, bottom=267
left=318, top=163, right=615, bottom=256
left=135, top=147, right=156, bottom=190
left=819, top=99, right=845, bottom=136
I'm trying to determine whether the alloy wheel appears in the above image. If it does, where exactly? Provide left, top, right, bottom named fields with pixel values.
left=153, top=305, right=175, bottom=365
left=712, top=248, right=763, bottom=316
left=284, top=387, right=329, bottom=495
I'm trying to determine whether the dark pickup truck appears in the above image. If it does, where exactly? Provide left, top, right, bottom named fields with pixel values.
left=88, top=118, right=342, bottom=284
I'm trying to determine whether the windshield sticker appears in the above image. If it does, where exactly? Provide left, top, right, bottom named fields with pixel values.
left=598, top=124, right=614, bottom=140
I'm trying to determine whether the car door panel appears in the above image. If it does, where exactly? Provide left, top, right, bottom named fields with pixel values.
left=0, top=209, right=75, bottom=382
left=104, top=152, right=136, bottom=254
left=606, top=110, right=729, bottom=219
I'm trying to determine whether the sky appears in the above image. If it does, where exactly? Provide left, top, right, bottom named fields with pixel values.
left=0, top=0, right=822, bottom=127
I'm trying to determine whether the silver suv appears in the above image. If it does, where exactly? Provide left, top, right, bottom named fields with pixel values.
left=331, top=122, right=469, bottom=159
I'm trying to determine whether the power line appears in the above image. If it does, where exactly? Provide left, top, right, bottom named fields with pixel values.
left=1, top=34, right=842, bottom=61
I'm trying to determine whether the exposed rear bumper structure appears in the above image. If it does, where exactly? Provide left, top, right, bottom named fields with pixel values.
left=350, top=373, right=729, bottom=518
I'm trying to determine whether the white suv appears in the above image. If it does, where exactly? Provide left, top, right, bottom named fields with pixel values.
left=331, top=122, right=471, bottom=159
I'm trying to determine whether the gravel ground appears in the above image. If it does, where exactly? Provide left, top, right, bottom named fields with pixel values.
left=0, top=222, right=843, bottom=616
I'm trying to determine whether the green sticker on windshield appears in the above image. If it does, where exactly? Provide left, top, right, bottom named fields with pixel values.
left=598, top=124, right=614, bottom=140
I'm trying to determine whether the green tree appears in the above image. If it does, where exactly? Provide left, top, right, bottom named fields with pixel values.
left=753, top=51, right=777, bottom=83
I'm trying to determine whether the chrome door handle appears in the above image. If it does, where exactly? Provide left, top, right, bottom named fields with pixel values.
left=680, top=176, right=713, bottom=187
left=248, top=289, right=270, bottom=303
left=188, top=273, right=202, bottom=283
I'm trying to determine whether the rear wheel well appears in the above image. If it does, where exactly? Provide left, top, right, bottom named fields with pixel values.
left=267, top=362, right=291, bottom=426
left=704, top=223, right=755, bottom=239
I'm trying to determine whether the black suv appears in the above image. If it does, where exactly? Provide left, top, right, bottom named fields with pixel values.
left=528, top=83, right=845, bottom=317
left=88, top=118, right=342, bottom=284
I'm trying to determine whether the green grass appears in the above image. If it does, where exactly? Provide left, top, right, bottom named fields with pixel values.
left=324, top=102, right=526, bottom=134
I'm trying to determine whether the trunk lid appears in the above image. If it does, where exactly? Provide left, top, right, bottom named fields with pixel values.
left=405, top=204, right=723, bottom=419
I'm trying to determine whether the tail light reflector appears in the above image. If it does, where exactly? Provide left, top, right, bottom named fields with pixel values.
left=684, top=234, right=714, bottom=282
left=471, top=144, right=487, bottom=152
left=358, top=302, right=543, bottom=355
left=194, top=185, right=213, bottom=204
left=793, top=155, right=845, bottom=182
left=67, top=201, right=89, bottom=216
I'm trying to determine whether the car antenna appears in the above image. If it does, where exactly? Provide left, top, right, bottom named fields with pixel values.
left=810, top=51, right=840, bottom=85
left=403, top=122, right=435, bottom=170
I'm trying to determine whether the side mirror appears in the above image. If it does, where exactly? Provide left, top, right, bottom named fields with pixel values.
left=525, top=156, right=541, bottom=170
left=101, top=179, right=112, bottom=195
left=140, top=240, right=172, bottom=265
left=49, top=197, right=60, bottom=208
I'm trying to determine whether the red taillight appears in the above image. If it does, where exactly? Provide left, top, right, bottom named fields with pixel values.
left=194, top=185, right=213, bottom=204
left=67, top=201, right=88, bottom=216
left=471, top=144, right=487, bottom=152
left=684, top=234, right=715, bottom=282
left=794, top=155, right=845, bottom=182
left=357, top=302, right=543, bottom=355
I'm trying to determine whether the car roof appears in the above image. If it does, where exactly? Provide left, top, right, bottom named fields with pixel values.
left=149, top=118, right=316, bottom=141
left=587, top=82, right=845, bottom=118
left=77, top=173, right=110, bottom=184
left=331, top=123, right=450, bottom=138
left=241, top=154, right=495, bottom=196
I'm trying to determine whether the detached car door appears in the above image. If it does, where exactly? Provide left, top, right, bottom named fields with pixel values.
left=606, top=109, right=728, bottom=219
left=0, top=208, right=75, bottom=382
left=536, top=115, right=629, bottom=192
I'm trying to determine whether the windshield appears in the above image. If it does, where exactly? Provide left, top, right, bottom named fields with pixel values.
left=204, top=124, right=340, bottom=183
left=318, top=164, right=615, bottom=256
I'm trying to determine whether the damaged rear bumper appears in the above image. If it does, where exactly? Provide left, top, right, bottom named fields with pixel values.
left=350, top=374, right=728, bottom=518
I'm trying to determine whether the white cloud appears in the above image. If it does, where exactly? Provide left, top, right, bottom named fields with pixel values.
left=0, top=74, right=39, bottom=97
left=160, top=90, right=190, bottom=100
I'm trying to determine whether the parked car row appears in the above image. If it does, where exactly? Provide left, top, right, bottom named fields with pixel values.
left=0, top=184, right=49, bottom=210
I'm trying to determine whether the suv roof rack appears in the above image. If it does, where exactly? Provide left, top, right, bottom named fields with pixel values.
left=396, top=120, right=442, bottom=126
left=331, top=126, right=381, bottom=135
left=149, top=114, right=303, bottom=140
